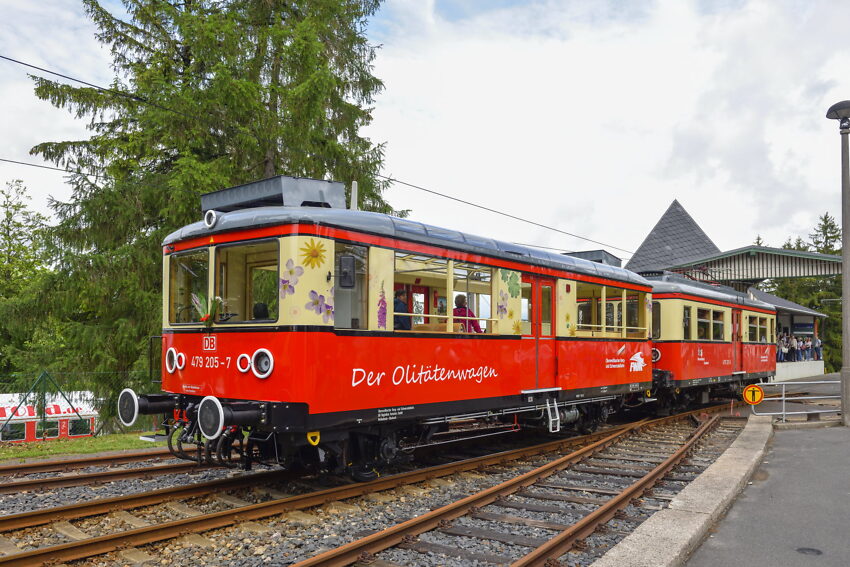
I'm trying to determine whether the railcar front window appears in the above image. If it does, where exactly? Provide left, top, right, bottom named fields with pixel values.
left=169, top=249, right=210, bottom=324
left=215, top=240, right=279, bottom=324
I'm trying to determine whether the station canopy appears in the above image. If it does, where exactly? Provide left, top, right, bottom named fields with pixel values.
left=625, top=201, right=841, bottom=290
left=619, top=200, right=836, bottom=326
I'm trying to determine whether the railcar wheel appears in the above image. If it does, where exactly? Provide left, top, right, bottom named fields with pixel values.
left=351, top=465, right=379, bottom=482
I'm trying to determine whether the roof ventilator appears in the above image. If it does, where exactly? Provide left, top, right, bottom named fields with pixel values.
left=200, top=175, right=346, bottom=213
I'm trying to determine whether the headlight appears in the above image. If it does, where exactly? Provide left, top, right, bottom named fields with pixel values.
left=252, top=348, right=274, bottom=379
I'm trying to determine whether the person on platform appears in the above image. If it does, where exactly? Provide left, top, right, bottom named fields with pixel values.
left=789, top=335, right=797, bottom=362
left=393, top=289, right=411, bottom=331
left=815, top=336, right=823, bottom=361
left=453, top=294, right=483, bottom=333
left=776, top=336, right=785, bottom=363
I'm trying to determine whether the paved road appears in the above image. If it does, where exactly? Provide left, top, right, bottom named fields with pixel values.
left=687, top=418, right=850, bottom=566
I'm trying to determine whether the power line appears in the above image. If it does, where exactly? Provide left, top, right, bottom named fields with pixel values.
left=378, top=174, right=634, bottom=254
left=2, top=54, right=635, bottom=255
left=0, top=55, right=192, bottom=119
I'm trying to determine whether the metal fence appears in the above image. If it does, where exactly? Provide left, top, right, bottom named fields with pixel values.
left=751, top=381, right=842, bottom=422
left=0, top=370, right=161, bottom=436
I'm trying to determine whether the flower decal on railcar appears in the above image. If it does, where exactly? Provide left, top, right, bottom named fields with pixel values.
left=500, top=269, right=521, bottom=298
left=512, top=321, right=522, bottom=335
left=305, top=290, right=325, bottom=314
left=300, top=238, right=327, bottom=269
left=377, top=284, right=388, bottom=329
left=497, top=290, right=508, bottom=318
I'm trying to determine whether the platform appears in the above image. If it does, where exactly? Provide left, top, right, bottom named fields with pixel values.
left=685, top=423, right=850, bottom=566
left=593, top=373, right=846, bottom=567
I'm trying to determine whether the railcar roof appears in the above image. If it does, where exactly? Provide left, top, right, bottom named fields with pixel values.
left=645, top=272, right=775, bottom=311
left=163, top=206, right=651, bottom=287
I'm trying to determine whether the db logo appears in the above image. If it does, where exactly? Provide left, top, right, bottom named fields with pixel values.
left=202, top=336, right=217, bottom=351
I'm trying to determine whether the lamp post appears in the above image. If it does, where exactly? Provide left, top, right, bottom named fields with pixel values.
left=826, top=100, right=850, bottom=426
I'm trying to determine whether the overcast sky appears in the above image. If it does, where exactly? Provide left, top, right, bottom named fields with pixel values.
left=2, top=0, right=849, bottom=262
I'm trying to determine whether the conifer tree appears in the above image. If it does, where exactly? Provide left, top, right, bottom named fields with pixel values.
left=26, top=0, right=392, bottom=378
left=809, top=212, right=841, bottom=254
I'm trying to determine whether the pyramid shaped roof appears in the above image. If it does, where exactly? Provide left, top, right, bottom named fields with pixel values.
left=625, top=200, right=720, bottom=273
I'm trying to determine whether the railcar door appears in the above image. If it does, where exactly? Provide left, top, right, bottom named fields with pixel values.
left=732, top=309, right=743, bottom=372
left=521, top=276, right=557, bottom=390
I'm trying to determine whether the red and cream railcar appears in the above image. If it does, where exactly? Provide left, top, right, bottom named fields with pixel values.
left=646, top=273, right=775, bottom=406
left=0, top=392, right=97, bottom=443
left=118, top=176, right=655, bottom=475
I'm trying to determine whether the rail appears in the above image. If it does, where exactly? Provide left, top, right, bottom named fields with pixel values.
left=752, top=381, right=841, bottom=421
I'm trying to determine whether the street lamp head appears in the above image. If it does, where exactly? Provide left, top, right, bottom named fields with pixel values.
left=826, top=100, right=850, bottom=121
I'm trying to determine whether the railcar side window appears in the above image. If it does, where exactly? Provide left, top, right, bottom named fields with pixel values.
left=696, top=309, right=711, bottom=340
left=683, top=306, right=692, bottom=340
left=215, top=240, right=279, bottom=324
left=36, top=420, right=59, bottom=439
left=335, top=244, right=368, bottom=330
left=393, top=253, right=494, bottom=333
left=576, top=282, right=603, bottom=334
left=712, top=311, right=725, bottom=341
left=748, top=316, right=758, bottom=342
left=520, top=281, right=533, bottom=335
left=69, top=419, right=92, bottom=436
left=0, top=423, right=24, bottom=442
left=651, top=301, right=661, bottom=339
left=168, top=249, right=209, bottom=324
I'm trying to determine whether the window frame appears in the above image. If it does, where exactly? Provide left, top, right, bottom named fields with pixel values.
left=167, top=247, right=211, bottom=325
left=213, top=238, right=281, bottom=326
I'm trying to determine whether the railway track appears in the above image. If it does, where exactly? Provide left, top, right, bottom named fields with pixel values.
left=292, top=414, right=733, bottom=566
left=0, top=448, right=173, bottom=477
left=0, top=404, right=744, bottom=566
left=0, top=425, right=624, bottom=566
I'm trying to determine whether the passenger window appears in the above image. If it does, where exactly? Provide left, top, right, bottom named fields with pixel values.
left=393, top=253, right=493, bottom=333
left=651, top=301, right=661, bottom=339
left=576, top=282, right=603, bottom=333
left=168, top=249, right=209, bottom=324
left=683, top=306, right=692, bottom=340
left=215, top=240, right=279, bottom=323
left=712, top=311, right=724, bottom=341
left=69, top=419, right=91, bottom=436
left=758, top=317, right=768, bottom=342
left=36, top=420, right=59, bottom=439
left=748, top=316, right=758, bottom=342
left=0, top=423, right=24, bottom=441
left=334, top=243, right=368, bottom=330
left=521, top=281, right=533, bottom=335
left=697, top=309, right=710, bottom=340
left=540, top=284, right=553, bottom=336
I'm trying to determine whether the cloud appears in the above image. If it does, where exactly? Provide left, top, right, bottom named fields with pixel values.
left=368, top=0, right=850, bottom=255
left=2, top=0, right=849, bottom=258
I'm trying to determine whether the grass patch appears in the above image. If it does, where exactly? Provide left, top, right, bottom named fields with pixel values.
left=0, top=432, right=164, bottom=462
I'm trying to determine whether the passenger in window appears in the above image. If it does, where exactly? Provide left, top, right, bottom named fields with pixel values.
left=453, top=294, right=483, bottom=333
left=394, top=290, right=411, bottom=331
